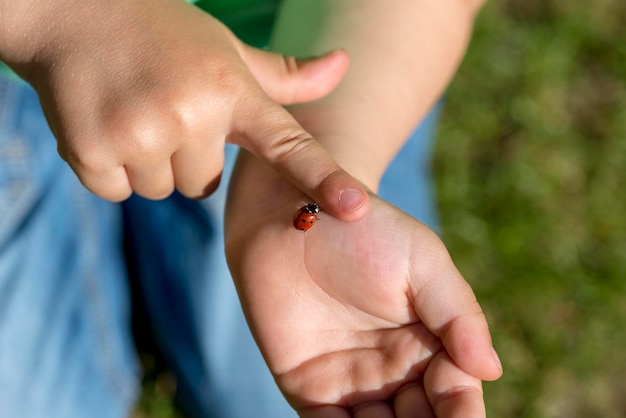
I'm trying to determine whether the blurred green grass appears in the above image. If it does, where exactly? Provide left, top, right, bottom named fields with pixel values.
left=435, top=0, right=626, bottom=416
left=134, top=0, right=626, bottom=416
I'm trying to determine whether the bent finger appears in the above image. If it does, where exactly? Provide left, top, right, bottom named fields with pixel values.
left=125, top=158, right=175, bottom=200
left=409, top=248, right=502, bottom=381
left=171, top=139, right=225, bottom=199
left=424, top=352, right=485, bottom=418
left=73, top=164, right=133, bottom=202
left=394, top=383, right=435, bottom=418
left=353, top=402, right=394, bottom=418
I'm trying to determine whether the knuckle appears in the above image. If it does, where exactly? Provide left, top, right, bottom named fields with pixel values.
left=59, top=138, right=110, bottom=175
left=269, top=131, right=330, bottom=179
left=127, top=128, right=169, bottom=158
left=270, top=129, right=316, bottom=164
left=106, top=94, right=202, bottom=159
left=160, top=90, right=209, bottom=136
left=120, top=106, right=178, bottom=157
left=252, top=109, right=313, bottom=161
left=257, top=124, right=344, bottom=193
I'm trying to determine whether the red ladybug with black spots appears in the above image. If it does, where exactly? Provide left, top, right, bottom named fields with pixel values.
left=293, top=203, right=320, bottom=231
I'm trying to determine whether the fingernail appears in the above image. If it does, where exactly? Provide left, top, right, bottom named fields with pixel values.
left=491, top=346, right=503, bottom=372
left=339, top=188, right=365, bottom=213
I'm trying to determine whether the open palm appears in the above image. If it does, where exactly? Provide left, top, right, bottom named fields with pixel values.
left=226, top=189, right=502, bottom=418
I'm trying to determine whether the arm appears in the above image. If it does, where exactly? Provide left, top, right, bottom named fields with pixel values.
left=0, top=0, right=368, bottom=218
left=225, top=1, right=501, bottom=416
left=225, top=154, right=502, bottom=417
left=271, top=0, right=484, bottom=190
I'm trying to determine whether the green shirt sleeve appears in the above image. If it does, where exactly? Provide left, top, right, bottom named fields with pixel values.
left=190, top=0, right=277, bottom=48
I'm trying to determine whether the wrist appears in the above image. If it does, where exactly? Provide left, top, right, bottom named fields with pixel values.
left=286, top=102, right=394, bottom=193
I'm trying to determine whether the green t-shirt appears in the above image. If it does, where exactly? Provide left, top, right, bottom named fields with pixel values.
left=192, top=0, right=277, bottom=47
left=0, top=0, right=277, bottom=79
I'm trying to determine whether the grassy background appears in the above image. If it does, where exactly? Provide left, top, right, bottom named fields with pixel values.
left=134, top=0, right=626, bottom=416
left=436, top=0, right=626, bottom=416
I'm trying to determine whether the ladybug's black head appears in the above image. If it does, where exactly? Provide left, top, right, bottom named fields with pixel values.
left=305, top=203, right=320, bottom=214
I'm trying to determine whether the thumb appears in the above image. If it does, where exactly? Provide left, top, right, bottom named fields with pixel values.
left=239, top=46, right=349, bottom=105
left=230, top=99, right=369, bottom=221
left=410, top=250, right=503, bottom=382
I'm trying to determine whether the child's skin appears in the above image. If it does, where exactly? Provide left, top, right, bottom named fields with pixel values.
left=0, top=0, right=369, bottom=217
left=0, top=0, right=502, bottom=416
left=227, top=1, right=502, bottom=416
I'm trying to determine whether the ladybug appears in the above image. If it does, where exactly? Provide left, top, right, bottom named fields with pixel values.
left=293, top=203, right=320, bottom=231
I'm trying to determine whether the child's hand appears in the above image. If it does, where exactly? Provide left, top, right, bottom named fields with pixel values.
left=225, top=152, right=503, bottom=417
left=1, top=0, right=367, bottom=218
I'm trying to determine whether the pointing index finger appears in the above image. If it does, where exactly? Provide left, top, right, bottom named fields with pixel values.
left=230, top=99, right=369, bottom=220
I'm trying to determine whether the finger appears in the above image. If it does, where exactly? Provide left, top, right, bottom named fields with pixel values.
left=442, top=310, right=502, bottom=382
left=125, top=158, right=175, bottom=200
left=394, top=383, right=435, bottom=418
left=240, top=46, right=349, bottom=105
left=230, top=99, right=369, bottom=220
left=424, top=352, right=485, bottom=418
left=409, top=246, right=503, bottom=381
left=58, top=142, right=134, bottom=202
left=353, top=402, right=395, bottom=418
left=299, top=406, right=351, bottom=418
left=71, top=164, right=133, bottom=202
left=171, top=139, right=225, bottom=199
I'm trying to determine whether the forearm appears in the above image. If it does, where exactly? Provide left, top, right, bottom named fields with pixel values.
left=270, top=0, right=484, bottom=191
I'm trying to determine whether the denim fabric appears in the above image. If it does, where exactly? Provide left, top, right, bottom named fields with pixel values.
left=0, top=78, right=139, bottom=418
left=0, top=74, right=438, bottom=418
left=123, top=146, right=297, bottom=418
